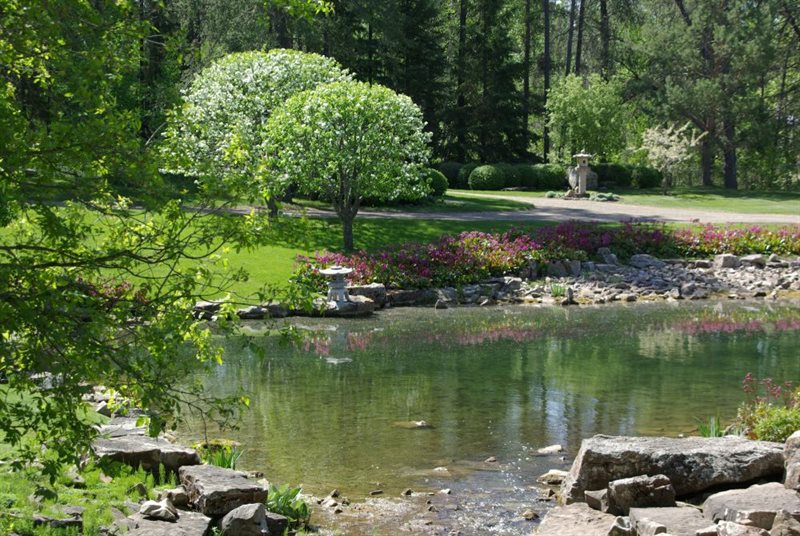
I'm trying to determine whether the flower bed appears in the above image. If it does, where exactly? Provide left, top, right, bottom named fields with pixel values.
left=293, top=222, right=800, bottom=291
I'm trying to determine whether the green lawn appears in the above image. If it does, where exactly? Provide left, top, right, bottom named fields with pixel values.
left=288, top=192, right=532, bottom=213
left=227, top=216, right=541, bottom=296
left=453, top=187, right=800, bottom=215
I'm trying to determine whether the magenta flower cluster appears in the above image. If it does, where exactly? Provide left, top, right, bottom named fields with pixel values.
left=294, top=222, right=800, bottom=290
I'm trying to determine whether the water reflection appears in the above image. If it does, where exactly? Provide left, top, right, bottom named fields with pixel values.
left=181, top=301, right=800, bottom=498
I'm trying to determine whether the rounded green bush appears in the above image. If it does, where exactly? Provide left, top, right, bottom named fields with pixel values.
left=458, top=163, right=480, bottom=188
left=469, top=165, right=507, bottom=190
left=438, top=161, right=464, bottom=188
left=537, top=164, right=567, bottom=190
left=425, top=168, right=449, bottom=197
left=631, top=166, right=663, bottom=189
left=753, top=405, right=800, bottom=443
left=593, top=163, right=633, bottom=188
left=513, top=164, right=539, bottom=189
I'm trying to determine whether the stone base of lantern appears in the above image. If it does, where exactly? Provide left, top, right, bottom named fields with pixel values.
left=312, top=295, right=376, bottom=318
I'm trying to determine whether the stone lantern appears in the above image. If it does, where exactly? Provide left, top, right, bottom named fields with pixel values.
left=319, top=265, right=353, bottom=304
left=573, top=151, right=593, bottom=196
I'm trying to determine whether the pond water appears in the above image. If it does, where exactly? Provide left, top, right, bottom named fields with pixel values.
left=180, top=300, right=800, bottom=534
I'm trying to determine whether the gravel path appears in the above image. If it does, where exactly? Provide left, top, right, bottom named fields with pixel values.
left=292, top=193, right=799, bottom=224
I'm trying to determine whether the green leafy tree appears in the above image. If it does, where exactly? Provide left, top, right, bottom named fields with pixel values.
left=0, top=1, right=298, bottom=479
left=546, top=74, right=632, bottom=162
left=161, top=49, right=351, bottom=202
left=264, top=81, right=431, bottom=250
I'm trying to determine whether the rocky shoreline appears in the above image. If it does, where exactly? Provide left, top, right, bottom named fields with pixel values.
left=194, top=252, right=800, bottom=320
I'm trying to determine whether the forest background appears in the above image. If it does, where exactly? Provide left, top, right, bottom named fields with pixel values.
left=134, top=0, right=800, bottom=191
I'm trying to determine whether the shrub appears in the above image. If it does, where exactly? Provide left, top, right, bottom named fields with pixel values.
left=537, top=164, right=567, bottom=190
left=438, top=161, right=464, bottom=188
left=593, top=163, right=632, bottom=187
left=513, top=164, right=539, bottom=189
left=469, top=165, right=507, bottom=190
left=458, top=163, right=480, bottom=188
left=631, top=166, right=663, bottom=189
left=425, top=168, right=449, bottom=197
left=752, top=405, right=800, bottom=442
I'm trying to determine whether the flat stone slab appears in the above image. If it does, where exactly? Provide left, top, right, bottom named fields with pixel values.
left=124, top=510, right=212, bottom=535
left=535, top=503, right=616, bottom=535
left=561, top=435, right=784, bottom=503
left=97, top=416, right=147, bottom=438
left=179, top=465, right=267, bottom=518
left=628, top=506, right=707, bottom=536
left=716, top=520, right=770, bottom=536
left=607, top=474, right=676, bottom=515
left=703, top=482, right=800, bottom=530
left=94, top=436, right=200, bottom=472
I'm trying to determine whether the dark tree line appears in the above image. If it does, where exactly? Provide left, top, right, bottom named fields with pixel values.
left=138, top=0, right=799, bottom=190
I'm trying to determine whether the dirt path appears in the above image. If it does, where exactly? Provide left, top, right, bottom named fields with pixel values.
left=291, top=193, right=799, bottom=224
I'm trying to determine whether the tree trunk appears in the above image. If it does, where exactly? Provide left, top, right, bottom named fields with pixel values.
left=700, top=137, right=713, bottom=187
left=456, top=0, right=468, bottom=161
left=342, top=214, right=354, bottom=251
left=599, top=0, right=610, bottom=78
left=723, top=116, right=737, bottom=189
left=565, top=0, right=576, bottom=75
left=575, top=0, right=586, bottom=75
left=522, top=0, right=532, bottom=153
left=542, top=0, right=551, bottom=162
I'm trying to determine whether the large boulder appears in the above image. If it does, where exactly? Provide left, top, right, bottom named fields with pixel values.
left=179, top=465, right=267, bottom=518
left=386, top=288, right=437, bottom=307
left=94, top=436, right=201, bottom=473
left=535, top=503, right=616, bottom=536
left=702, top=482, right=800, bottom=530
left=606, top=474, right=676, bottom=515
left=220, top=503, right=268, bottom=536
left=772, top=509, right=800, bottom=536
left=124, top=510, right=212, bottom=536
left=629, top=254, right=666, bottom=270
left=348, top=283, right=387, bottom=307
left=785, top=431, right=800, bottom=490
left=628, top=506, right=708, bottom=536
left=561, top=435, right=784, bottom=503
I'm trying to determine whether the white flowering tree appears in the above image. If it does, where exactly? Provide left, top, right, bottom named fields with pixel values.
left=641, top=122, right=707, bottom=193
left=161, top=49, right=350, bottom=202
left=264, top=81, right=431, bottom=250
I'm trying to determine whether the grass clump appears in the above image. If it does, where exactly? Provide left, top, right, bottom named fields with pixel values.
left=266, top=483, right=311, bottom=531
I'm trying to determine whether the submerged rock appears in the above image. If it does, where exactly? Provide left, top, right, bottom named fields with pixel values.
left=561, top=435, right=784, bottom=503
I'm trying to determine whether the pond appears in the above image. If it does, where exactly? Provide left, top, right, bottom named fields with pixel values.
left=179, top=301, right=800, bottom=534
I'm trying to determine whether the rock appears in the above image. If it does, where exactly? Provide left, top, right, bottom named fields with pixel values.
left=220, top=503, right=268, bottom=536
left=265, top=302, right=289, bottom=318
left=179, top=465, right=267, bottom=518
left=321, top=295, right=376, bottom=317
left=65, top=466, right=86, bottom=488
left=703, top=482, right=800, bottom=530
left=436, top=287, right=458, bottom=306
left=98, top=416, right=147, bottom=438
left=598, top=247, right=619, bottom=265
left=535, top=503, right=617, bottom=536
left=628, top=507, right=707, bottom=536
left=567, top=260, right=582, bottom=277
left=94, top=436, right=201, bottom=473
left=236, top=306, right=266, bottom=320
left=715, top=521, right=769, bottom=536
left=608, top=516, right=634, bottom=536
left=785, top=431, right=800, bottom=490
left=400, top=488, right=413, bottom=496
left=485, top=456, right=497, bottom=463
left=265, top=511, right=289, bottom=536
left=772, top=509, right=800, bottom=536
left=629, top=254, right=666, bottom=269
left=585, top=489, right=608, bottom=512
left=740, top=254, right=766, bottom=268
left=522, top=509, right=539, bottom=520
left=123, top=510, right=212, bottom=536
left=714, top=254, right=741, bottom=269
left=538, top=469, right=569, bottom=485
left=561, top=435, right=784, bottom=503
left=693, top=260, right=713, bottom=269
left=193, top=300, right=223, bottom=319
left=537, top=444, right=564, bottom=455
left=139, top=498, right=179, bottom=522
left=502, top=277, right=524, bottom=292
left=607, top=474, right=676, bottom=515
left=370, top=490, right=383, bottom=496
left=434, top=299, right=449, bottom=309
left=386, top=288, right=437, bottom=307
left=158, top=487, right=190, bottom=509
left=696, top=525, right=719, bottom=536
left=348, top=283, right=387, bottom=307
left=32, top=514, right=83, bottom=530
left=547, top=261, right=569, bottom=278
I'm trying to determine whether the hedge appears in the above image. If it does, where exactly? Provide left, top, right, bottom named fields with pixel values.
left=425, top=168, right=449, bottom=197
left=469, top=165, right=506, bottom=190
left=437, top=161, right=464, bottom=188
left=593, top=163, right=633, bottom=187
left=631, top=166, right=663, bottom=189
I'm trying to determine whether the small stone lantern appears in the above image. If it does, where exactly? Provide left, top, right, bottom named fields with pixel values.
left=319, top=265, right=353, bottom=304
left=573, top=151, right=593, bottom=196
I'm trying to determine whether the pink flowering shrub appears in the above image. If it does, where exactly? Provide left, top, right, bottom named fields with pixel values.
left=293, top=222, right=800, bottom=290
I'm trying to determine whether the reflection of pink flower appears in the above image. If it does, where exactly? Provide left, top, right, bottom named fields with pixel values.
left=672, top=318, right=800, bottom=336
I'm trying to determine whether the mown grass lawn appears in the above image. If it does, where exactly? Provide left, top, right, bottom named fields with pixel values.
left=288, top=192, right=532, bottom=213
